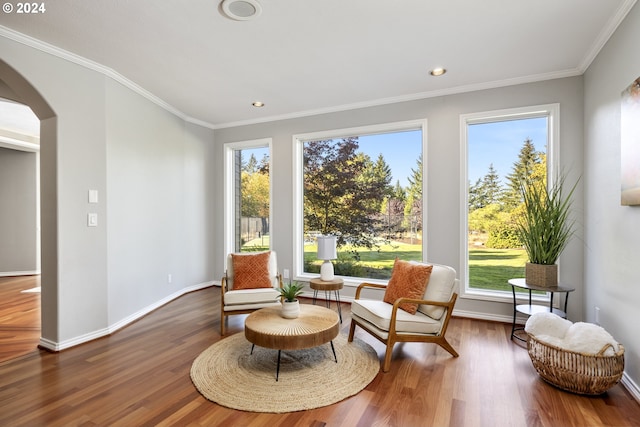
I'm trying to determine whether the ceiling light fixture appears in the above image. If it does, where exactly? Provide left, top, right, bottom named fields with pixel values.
left=252, top=101, right=265, bottom=107
left=430, top=67, right=447, bottom=76
left=221, top=0, right=262, bottom=21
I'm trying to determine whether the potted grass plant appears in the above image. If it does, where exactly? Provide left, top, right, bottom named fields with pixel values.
left=515, top=174, right=579, bottom=287
left=278, top=281, right=305, bottom=318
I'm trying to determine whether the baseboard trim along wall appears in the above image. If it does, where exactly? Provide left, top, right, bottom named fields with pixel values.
left=0, top=270, right=40, bottom=277
left=38, top=281, right=215, bottom=352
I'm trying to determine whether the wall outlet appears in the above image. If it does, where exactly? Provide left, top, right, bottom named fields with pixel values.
left=283, top=269, right=290, bottom=279
left=167, top=274, right=172, bottom=284
left=595, top=306, right=600, bottom=325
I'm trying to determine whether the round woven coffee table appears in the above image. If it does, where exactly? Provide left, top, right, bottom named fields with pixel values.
left=244, top=304, right=340, bottom=380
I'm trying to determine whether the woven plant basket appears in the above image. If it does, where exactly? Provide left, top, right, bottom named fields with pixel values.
left=527, top=334, right=625, bottom=395
left=525, top=262, right=558, bottom=287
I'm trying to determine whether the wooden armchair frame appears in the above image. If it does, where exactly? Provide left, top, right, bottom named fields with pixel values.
left=348, top=282, right=458, bottom=372
left=220, top=273, right=283, bottom=336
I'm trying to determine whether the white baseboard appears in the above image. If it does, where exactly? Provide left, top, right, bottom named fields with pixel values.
left=38, top=281, right=215, bottom=352
left=0, top=270, right=40, bottom=277
left=621, top=372, right=640, bottom=404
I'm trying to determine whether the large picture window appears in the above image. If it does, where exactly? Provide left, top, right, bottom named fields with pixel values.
left=461, top=105, right=558, bottom=298
left=223, top=139, right=271, bottom=254
left=294, top=121, right=425, bottom=282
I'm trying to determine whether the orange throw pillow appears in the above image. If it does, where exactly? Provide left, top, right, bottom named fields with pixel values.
left=383, top=259, right=433, bottom=314
left=231, top=251, right=273, bottom=289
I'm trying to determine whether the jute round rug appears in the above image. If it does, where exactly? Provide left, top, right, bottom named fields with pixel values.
left=190, top=332, right=379, bottom=413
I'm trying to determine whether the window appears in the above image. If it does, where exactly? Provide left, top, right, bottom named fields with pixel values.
left=461, top=105, right=558, bottom=299
left=224, top=139, right=271, bottom=254
left=293, top=120, right=426, bottom=282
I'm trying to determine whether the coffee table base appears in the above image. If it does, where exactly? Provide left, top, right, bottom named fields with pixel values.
left=250, top=342, right=338, bottom=381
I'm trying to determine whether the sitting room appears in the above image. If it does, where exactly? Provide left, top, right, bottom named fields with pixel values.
left=1, top=1, right=640, bottom=425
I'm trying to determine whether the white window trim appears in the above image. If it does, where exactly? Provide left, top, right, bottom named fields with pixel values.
left=223, top=138, right=273, bottom=262
left=459, top=104, right=559, bottom=304
left=292, top=119, right=427, bottom=284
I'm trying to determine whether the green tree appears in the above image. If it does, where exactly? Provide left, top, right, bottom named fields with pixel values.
left=483, top=163, right=502, bottom=205
left=241, top=170, right=269, bottom=218
left=303, top=138, right=391, bottom=251
left=242, top=153, right=258, bottom=174
left=468, top=163, right=503, bottom=212
left=468, top=178, right=484, bottom=211
left=404, top=154, right=423, bottom=232
left=503, top=138, right=542, bottom=208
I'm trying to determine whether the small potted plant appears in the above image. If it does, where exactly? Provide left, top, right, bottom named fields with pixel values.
left=278, top=281, right=305, bottom=319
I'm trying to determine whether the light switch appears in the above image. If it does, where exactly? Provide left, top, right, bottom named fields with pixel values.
left=88, top=190, right=99, bottom=204
left=88, top=213, right=98, bottom=227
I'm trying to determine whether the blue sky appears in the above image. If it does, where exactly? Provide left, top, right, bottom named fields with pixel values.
left=243, top=131, right=421, bottom=188
left=358, top=130, right=421, bottom=188
left=244, top=118, right=546, bottom=190
left=468, top=117, right=547, bottom=185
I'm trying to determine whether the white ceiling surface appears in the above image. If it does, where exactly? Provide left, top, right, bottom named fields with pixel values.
left=0, top=0, right=636, bottom=128
left=0, top=99, right=39, bottom=136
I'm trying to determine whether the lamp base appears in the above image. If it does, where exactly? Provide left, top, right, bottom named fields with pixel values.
left=320, top=260, right=334, bottom=281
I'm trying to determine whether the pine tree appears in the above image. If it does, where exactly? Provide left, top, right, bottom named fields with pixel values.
left=482, top=163, right=502, bottom=205
left=503, top=138, right=542, bottom=208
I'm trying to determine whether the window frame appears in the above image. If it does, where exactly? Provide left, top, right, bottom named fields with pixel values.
left=223, top=138, right=273, bottom=258
left=459, top=104, right=559, bottom=303
left=292, top=119, right=427, bottom=284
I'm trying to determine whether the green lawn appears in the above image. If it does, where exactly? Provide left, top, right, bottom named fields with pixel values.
left=468, top=248, right=527, bottom=292
left=245, top=237, right=529, bottom=291
left=304, top=241, right=423, bottom=279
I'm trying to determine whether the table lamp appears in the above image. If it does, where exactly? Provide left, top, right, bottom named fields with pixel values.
left=317, top=235, right=337, bottom=281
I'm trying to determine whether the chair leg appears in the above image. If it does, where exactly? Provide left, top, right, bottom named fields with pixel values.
left=220, top=313, right=226, bottom=336
left=382, top=340, right=395, bottom=373
left=348, top=320, right=357, bottom=342
left=438, top=338, right=459, bottom=358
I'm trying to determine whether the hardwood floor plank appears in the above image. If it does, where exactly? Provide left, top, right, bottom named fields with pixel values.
left=0, top=278, right=639, bottom=426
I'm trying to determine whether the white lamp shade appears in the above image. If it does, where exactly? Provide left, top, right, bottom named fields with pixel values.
left=317, top=235, right=337, bottom=260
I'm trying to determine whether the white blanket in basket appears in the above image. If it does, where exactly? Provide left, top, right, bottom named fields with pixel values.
left=524, top=312, right=619, bottom=356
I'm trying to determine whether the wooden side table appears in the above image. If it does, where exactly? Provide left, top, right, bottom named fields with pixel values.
left=508, top=278, right=575, bottom=342
left=244, top=305, right=339, bottom=381
left=310, top=277, right=344, bottom=323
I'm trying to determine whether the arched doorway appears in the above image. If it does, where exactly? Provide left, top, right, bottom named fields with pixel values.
left=0, top=59, right=58, bottom=353
left=0, top=98, right=40, bottom=361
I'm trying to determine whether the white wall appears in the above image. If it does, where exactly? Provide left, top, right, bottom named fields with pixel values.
left=0, top=147, right=38, bottom=274
left=0, top=34, right=215, bottom=346
left=213, top=76, right=585, bottom=323
left=584, top=2, right=640, bottom=394
left=106, top=79, right=215, bottom=325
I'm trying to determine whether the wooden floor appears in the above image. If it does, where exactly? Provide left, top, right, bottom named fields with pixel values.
left=0, top=275, right=40, bottom=364
left=1, top=277, right=639, bottom=427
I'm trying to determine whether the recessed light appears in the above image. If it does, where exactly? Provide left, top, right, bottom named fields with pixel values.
left=430, top=67, right=447, bottom=77
left=221, top=0, right=262, bottom=21
left=252, top=101, right=265, bottom=107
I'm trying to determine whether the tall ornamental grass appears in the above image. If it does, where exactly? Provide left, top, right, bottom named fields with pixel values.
left=515, top=175, right=578, bottom=265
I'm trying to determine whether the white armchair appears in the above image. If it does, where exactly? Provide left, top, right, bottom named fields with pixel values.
left=220, top=251, right=282, bottom=335
left=348, top=261, right=459, bottom=372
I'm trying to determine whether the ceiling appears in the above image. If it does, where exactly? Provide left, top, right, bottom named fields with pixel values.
left=0, top=0, right=636, bottom=129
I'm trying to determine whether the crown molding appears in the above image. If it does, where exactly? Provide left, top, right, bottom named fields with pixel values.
left=578, top=0, right=637, bottom=73
left=0, top=25, right=218, bottom=130
left=213, top=67, right=582, bottom=129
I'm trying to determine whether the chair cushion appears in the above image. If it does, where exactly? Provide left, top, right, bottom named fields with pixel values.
left=383, top=259, right=433, bottom=314
left=229, top=251, right=273, bottom=289
left=224, top=288, right=281, bottom=306
left=352, top=299, right=443, bottom=335
left=418, top=263, right=457, bottom=320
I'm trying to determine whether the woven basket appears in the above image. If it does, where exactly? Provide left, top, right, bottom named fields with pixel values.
left=525, top=262, right=558, bottom=287
left=527, top=334, right=625, bottom=395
